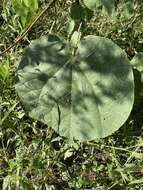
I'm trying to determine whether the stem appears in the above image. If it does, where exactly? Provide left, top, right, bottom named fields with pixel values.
left=71, top=22, right=82, bottom=57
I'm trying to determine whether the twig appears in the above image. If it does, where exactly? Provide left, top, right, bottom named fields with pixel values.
left=0, top=0, right=57, bottom=57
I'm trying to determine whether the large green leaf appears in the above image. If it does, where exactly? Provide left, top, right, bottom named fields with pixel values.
left=15, top=35, right=134, bottom=142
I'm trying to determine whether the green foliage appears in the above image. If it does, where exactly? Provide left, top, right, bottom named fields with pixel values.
left=131, top=53, right=143, bottom=108
left=101, top=0, right=115, bottom=15
left=0, top=0, right=143, bottom=189
left=70, top=0, right=93, bottom=22
left=12, top=0, right=39, bottom=28
left=131, top=52, right=143, bottom=73
left=83, top=0, right=136, bottom=17
left=0, top=59, right=11, bottom=91
left=66, top=18, right=75, bottom=36
left=83, top=0, right=97, bottom=10
left=0, top=63, right=10, bottom=82
left=15, top=35, right=134, bottom=142
left=83, top=0, right=115, bottom=15
left=70, top=31, right=81, bottom=48
left=70, top=1, right=85, bottom=20
left=123, top=0, right=135, bottom=18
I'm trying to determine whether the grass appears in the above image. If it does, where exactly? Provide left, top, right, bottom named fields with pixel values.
left=0, top=0, right=143, bottom=189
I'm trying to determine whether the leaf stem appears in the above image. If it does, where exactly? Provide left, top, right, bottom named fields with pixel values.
left=72, top=22, right=82, bottom=57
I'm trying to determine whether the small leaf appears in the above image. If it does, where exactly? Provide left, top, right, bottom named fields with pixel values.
left=23, top=0, right=38, bottom=10
left=23, top=0, right=31, bottom=7
left=12, top=0, right=38, bottom=28
left=131, top=52, right=143, bottom=72
left=83, top=0, right=97, bottom=10
left=8, top=159, right=17, bottom=170
left=101, top=0, right=115, bottom=15
left=122, top=0, right=134, bottom=18
left=20, top=15, right=28, bottom=28
left=83, top=0, right=115, bottom=15
left=0, top=64, right=10, bottom=81
left=70, top=31, right=81, bottom=48
left=70, top=1, right=85, bottom=20
left=12, top=0, right=27, bottom=17
left=64, top=149, right=74, bottom=160
left=84, top=7, right=94, bottom=21
left=66, top=18, right=75, bottom=35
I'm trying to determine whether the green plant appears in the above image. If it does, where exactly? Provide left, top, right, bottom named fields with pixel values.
left=14, top=0, right=135, bottom=142
left=74, top=0, right=135, bottom=18
left=12, top=0, right=39, bottom=28
left=1, top=0, right=143, bottom=189
left=83, top=0, right=115, bottom=15
left=15, top=30, right=134, bottom=142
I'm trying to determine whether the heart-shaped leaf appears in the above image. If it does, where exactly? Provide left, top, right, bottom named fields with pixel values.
left=15, top=35, right=134, bottom=142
